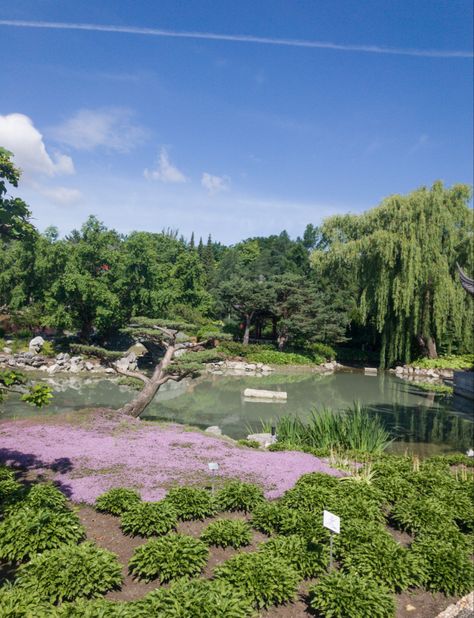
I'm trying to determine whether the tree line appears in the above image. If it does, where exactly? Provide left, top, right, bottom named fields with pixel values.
left=1, top=147, right=473, bottom=367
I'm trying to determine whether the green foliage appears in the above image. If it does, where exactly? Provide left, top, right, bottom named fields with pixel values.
left=54, top=598, right=131, bottom=617
left=274, top=404, right=392, bottom=454
left=216, top=342, right=274, bottom=358
left=0, top=584, right=52, bottom=618
left=40, top=340, right=56, bottom=357
left=116, top=376, right=143, bottom=390
left=306, top=341, right=336, bottom=360
left=411, top=534, right=474, bottom=596
left=247, top=350, right=315, bottom=365
left=309, top=571, right=395, bottom=618
left=15, top=541, right=122, bottom=603
left=259, top=534, right=328, bottom=579
left=0, top=147, right=35, bottom=240
left=0, top=506, right=85, bottom=562
left=237, top=439, right=260, bottom=449
left=133, top=578, right=255, bottom=618
left=21, top=383, right=53, bottom=408
left=165, top=486, right=216, bottom=520
left=315, top=182, right=474, bottom=367
left=215, top=481, right=265, bottom=513
left=128, top=533, right=209, bottom=582
left=120, top=501, right=177, bottom=537
left=200, top=519, right=252, bottom=549
left=0, top=478, right=24, bottom=515
left=69, top=344, right=123, bottom=361
left=411, top=353, right=474, bottom=369
left=214, top=551, right=299, bottom=609
left=16, top=482, right=68, bottom=513
left=250, top=501, right=282, bottom=535
left=390, top=494, right=454, bottom=535
left=95, top=487, right=142, bottom=516
left=411, top=381, right=453, bottom=394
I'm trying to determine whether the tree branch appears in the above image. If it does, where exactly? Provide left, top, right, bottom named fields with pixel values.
left=111, top=366, right=150, bottom=384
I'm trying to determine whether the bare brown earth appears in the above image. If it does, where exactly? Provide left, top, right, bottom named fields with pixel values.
left=76, top=505, right=460, bottom=617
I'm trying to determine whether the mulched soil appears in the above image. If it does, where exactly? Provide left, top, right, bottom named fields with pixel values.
left=76, top=505, right=461, bottom=617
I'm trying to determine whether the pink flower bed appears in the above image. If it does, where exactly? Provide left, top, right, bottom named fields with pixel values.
left=0, top=415, right=343, bottom=503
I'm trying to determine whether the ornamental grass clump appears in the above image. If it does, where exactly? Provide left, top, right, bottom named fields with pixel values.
left=201, top=519, right=252, bottom=549
left=128, top=533, right=209, bottom=582
left=120, top=501, right=177, bottom=537
left=95, top=487, right=142, bottom=516
left=165, top=486, right=216, bottom=520
left=309, top=571, right=395, bottom=618
left=215, top=481, right=264, bottom=513
left=0, top=507, right=85, bottom=563
left=214, top=551, right=299, bottom=609
left=15, top=541, right=123, bottom=604
left=258, top=534, right=328, bottom=579
left=411, top=534, right=474, bottom=596
left=134, top=578, right=254, bottom=618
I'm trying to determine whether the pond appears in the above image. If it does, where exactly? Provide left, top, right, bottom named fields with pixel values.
left=1, top=370, right=472, bottom=455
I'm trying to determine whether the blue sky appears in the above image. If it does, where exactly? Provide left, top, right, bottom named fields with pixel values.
left=0, top=0, right=472, bottom=243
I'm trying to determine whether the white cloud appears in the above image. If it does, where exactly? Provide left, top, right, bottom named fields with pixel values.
left=51, top=107, right=146, bottom=152
left=201, top=172, right=230, bottom=195
left=35, top=185, right=82, bottom=205
left=0, top=113, right=74, bottom=178
left=144, top=148, right=187, bottom=183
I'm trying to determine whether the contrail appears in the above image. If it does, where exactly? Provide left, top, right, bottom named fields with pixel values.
left=0, top=19, right=472, bottom=58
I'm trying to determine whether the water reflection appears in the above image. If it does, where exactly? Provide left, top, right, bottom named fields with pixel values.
left=1, top=370, right=472, bottom=455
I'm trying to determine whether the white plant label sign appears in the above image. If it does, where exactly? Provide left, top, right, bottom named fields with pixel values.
left=323, top=510, right=340, bottom=534
left=208, top=462, right=219, bottom=472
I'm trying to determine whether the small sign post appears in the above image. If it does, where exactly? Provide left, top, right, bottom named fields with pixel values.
left=208, top=462, right=219, bottom=494
left=323, top=510, right=340, bottom=571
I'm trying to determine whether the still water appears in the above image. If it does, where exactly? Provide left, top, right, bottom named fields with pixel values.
left=1, top=370, right=472, bottom=455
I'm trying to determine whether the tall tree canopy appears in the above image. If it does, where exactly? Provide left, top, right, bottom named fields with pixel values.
left=313, top=182, right=473, bottom=366
left=0, top=148, right=35, bottom=241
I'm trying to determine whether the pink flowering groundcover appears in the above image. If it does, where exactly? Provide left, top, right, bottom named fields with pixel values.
left=0, top=413, right=343, bottom=503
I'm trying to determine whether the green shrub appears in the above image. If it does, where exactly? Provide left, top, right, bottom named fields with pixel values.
left=15, top=541, right=122, bottom=603
left=41, top=341, right=56, bottom=357
left=0, top=465, right=15, bottom=481
left=215, top=481, right=264, bottom=513
left=128, top=533, right=208, bottom=582
left=246, top=351, right=313, bottom=365
left=0, top=478, right=24, bottom=515
left=165, top=486, right=215, bottom=520
left=133, top=578, right=254, bottom=618
left=309, top=571, right=395, bottom=618
left=411, top=534, right=474, bottom=596
left=95, top=487, right=142, bottom=516
left=216, top=342, right=274, bottom=359
left=237, top=439, right=260, bottom=449
left=0, top=507, right=85, bottom=562
left=410, top=354, right=474, bottom=370
left=120, top=501, right=177, bottom=537
left=390, top=495, right=453, bottom=534
left=214, top=552, right=299, bottom=609
left=18, top=482, right=68, bottom=512
left=250, top=501, right=282, bottom=534
left=0, top=584, right=53, bottom=618
left=412, top=382, right=453, bottom=395
left=259, top=534, right=328, bottom=579
left=201, top=519, right=252, bottom=549
left=306, top=342, right=336, bottom=361
left=55, top=598, right=131, bottom=617
left=340, top=533, right=424, bottom=592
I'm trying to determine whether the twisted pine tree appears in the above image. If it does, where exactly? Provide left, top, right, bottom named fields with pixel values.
left=74, top=318, right=227, bottom=417
left=313, top=182, right=473, bottom=367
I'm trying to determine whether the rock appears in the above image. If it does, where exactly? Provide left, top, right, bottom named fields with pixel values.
left=364, top=367, right=378, bottom=375
left=205, top=426, right=222, bottom=436
left=126, top=342, right=148, bottom=357
left=2, top=347, right=12, bottom=354
left=246, top=433, right=276, bottom=448
left=406, top=605, right=416, bottom=612
left=39, top=365, right=48, bottom=371
left=261, top=365, right=273, bottom=372
left=395, top=366, right=403, bottom=373
left=46, top=364, right=60, bottom=374
left=69, top=364, right=81, bottom=373
left=243, top=388, right=287, bottom=400
left=29, top=336, right=45, bottom=353
left=245, top=363, right=256, bottom=370
left=105, top=368, right=115, bottom=374
left=85, top=361, right=94, bottom=371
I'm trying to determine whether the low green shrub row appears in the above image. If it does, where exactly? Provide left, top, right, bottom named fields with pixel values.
left=410, top=353, right=474, bottom=369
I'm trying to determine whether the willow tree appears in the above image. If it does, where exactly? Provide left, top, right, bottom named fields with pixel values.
left=312, top=182, right=473, bottom=367
left=74, top=317, right=227, bottom=417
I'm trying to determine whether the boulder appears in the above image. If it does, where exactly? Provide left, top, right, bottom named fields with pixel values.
left=2, top=347, right=12, bottom=354
left=29, top=336, right=45, bottom=353
left=126, top=342, right=148, bottom=357
left=243, top=388, right=287, bottom=400
left=205, top=426, right=222, bottom=436
left=246, top=433, right=276, bottom=448
left=46, top=364, right=60, bottom=374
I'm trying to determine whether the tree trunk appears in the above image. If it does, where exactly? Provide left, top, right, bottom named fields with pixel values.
left=417, top=335, right=438, bottom=359
left=277, top=334, right=287, bottom=351
left=118, top=346, right=175, bottom=417
left=242, top=313, right=253, bottom=346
